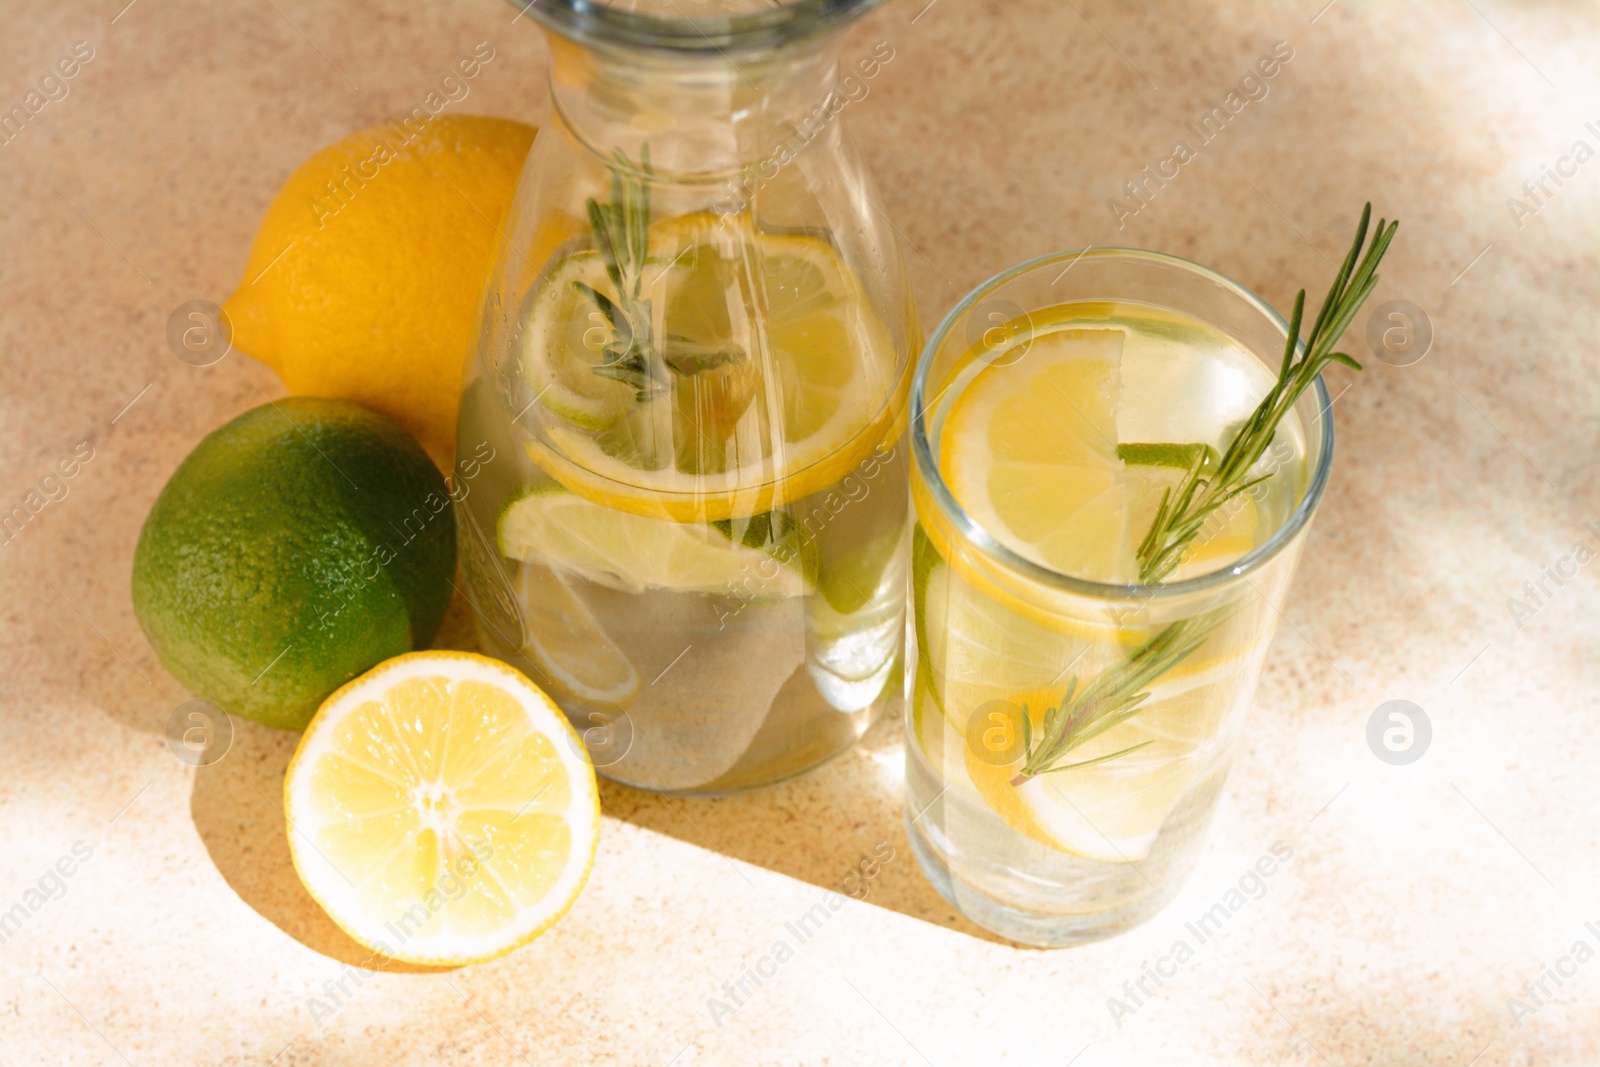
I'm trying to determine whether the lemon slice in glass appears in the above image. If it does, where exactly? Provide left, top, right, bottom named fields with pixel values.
left=941, top=328, right=1143, bottom=582
left=283, top=652, right=600, bottom=966
left=1006, top=726, right=1202, bottom=862
left=522, top=214, right=904, bottom=522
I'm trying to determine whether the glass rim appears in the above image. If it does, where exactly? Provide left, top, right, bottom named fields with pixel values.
left=514, top=0, right=883, bottom=54
left=911, top=246, right=1337, bottom=603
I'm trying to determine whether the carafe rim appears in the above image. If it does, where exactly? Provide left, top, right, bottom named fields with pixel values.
left=512, top=0, right=884, bottom=57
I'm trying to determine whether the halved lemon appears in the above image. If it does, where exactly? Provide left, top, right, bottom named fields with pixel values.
left=283, top=652, right=600, bottom=966
left=521, top=213, right=905, bottom=522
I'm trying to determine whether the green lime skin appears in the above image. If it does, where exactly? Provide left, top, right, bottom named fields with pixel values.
left=132, top=398, right=456, bottom=731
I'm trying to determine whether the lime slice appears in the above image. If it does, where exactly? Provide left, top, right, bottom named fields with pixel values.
left=521, top=252, right=677, bottom=432
left=283, top=652, right=600, bottom=966
left=497, top=481, right=804, bottom=597
left=1116, top=442, right=1219, bottom=471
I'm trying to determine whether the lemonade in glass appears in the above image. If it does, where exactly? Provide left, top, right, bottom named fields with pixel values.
left=905, top=241, right=1374, bottom=945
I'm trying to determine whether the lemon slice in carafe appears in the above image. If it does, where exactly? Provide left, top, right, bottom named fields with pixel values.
left=520, top=214, right=904, bottom=522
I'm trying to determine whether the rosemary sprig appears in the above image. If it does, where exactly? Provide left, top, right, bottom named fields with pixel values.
left=1011, top=611, right=1223, bottom=785
left=1134, top=203, right=1398, bottom=583
left=1011, top=205, right=1397, bottom=783
left=574, top=146, right=745, bottom=402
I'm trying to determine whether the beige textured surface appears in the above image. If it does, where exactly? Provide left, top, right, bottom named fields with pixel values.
left=3, top=0, right=1599, bottom=1063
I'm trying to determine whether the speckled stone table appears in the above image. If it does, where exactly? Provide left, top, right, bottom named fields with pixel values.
left=3, top=1, right=1598, bottom=1064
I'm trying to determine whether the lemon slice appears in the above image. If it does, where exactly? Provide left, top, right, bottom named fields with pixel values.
left=919, top=555, right=1088, bottom=714
left=941, top=328, right=1145, bottom=582
left=1008, top=727, right=1201, bottom=862
left=497, top=481, right=804, bottom=597
left=520, top=252, right=677, bottom=432
left=915, top=547, right=1229, bottom=863
left=284, top=652, right=600, bottom=966
left=523, top=213, right=905, bottom=522
left=516, top=562, right=640, bottom=709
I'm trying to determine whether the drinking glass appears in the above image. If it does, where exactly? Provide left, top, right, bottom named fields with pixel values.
left=905, top=249, right=1333, bottom=946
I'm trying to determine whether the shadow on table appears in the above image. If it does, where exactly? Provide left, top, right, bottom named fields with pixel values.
left=188, top=714, right=455, bottom=973
left=190, top=589, right=1010, bottom=965
left=597, top=711, right=1011, bottom=947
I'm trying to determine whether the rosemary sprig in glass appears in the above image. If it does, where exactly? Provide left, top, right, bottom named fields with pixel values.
left=573, top=146, right=745, bottom=403
left=1134, top=203, right=1398, bottom=583
left=1010, top=611, right=1224, bottom=786
left=1011, top=204, right=1397, bottom=785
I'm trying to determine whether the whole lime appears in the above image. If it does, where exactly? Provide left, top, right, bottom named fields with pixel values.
left=132, top=398, right=457, bottom=730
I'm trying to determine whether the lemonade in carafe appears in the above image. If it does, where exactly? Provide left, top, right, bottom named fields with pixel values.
left=457, top=0, right=915, bottom=792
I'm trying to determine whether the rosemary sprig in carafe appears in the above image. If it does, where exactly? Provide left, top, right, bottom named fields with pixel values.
left=573, top=146, right=746, bottom=403
left=1011, top=205, right=1397, bottom=786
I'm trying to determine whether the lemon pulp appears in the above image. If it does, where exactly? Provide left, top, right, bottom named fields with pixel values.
left=284, top=652, right=600, bottom=965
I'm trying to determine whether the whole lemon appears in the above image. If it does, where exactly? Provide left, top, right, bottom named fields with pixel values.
left=131, top=398, right=457, bottom=731
left=224, top=115, right=536, bottom=470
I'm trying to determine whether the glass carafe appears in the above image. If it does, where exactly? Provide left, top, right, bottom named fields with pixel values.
left=457, top=0, right=916, bottom=794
